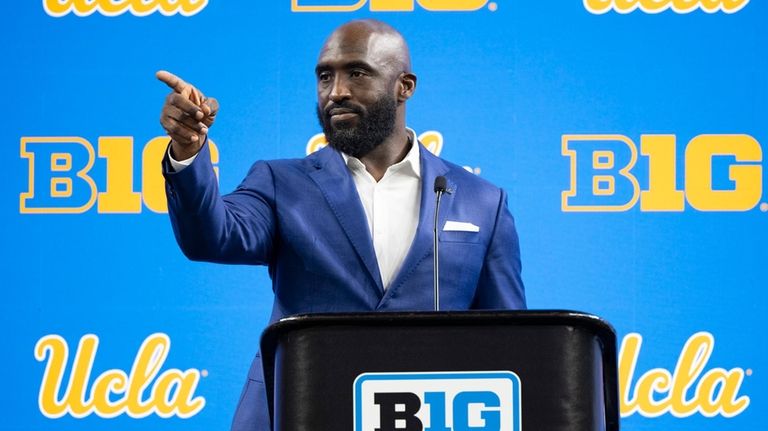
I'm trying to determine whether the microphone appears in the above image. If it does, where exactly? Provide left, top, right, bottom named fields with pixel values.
left=432, top=176, right=451, bottom=311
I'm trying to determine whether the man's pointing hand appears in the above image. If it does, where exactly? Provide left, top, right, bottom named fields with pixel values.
left=157, top=70, right=219, bottom=160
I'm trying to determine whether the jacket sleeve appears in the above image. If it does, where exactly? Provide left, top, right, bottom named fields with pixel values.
left=471, top=188, right=527, bottom=310
left=162, top=139, right=276, bottom=265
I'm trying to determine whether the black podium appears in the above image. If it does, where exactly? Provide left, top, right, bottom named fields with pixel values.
left=261, top=311, right=618, bottom=431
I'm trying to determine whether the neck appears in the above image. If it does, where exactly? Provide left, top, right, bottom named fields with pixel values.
left=359, top=127, right=411, bottom=181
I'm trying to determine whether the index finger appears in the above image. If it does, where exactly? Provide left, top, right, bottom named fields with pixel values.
left=156, top=70, right=188, bottom=93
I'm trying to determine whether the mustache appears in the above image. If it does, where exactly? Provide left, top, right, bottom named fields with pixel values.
left=324, top=102, right=364, bottom=117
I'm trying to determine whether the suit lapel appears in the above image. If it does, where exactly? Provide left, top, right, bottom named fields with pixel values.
left=384, top=144, right=455, bottom=300
left=307, top=147, right=384, bottom=295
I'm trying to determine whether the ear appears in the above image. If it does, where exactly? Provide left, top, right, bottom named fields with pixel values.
left=396, top=72, right=417, bottom=103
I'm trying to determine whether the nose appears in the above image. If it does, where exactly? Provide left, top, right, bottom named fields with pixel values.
left=329, top=75, right=351, bottom=103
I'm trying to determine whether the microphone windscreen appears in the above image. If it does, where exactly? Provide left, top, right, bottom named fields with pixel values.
left=434, top=176, right=448, bottom=193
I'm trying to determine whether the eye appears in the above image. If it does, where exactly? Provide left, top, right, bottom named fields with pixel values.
left=318, top=71, right=332, bottom=82
left=350, top=70, right=366, bottom=78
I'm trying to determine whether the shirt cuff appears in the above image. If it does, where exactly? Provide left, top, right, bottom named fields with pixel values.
left=168, top=146, right=198, bottom=172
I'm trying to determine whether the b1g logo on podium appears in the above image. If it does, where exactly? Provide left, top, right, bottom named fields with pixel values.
left=354, top=371, right=521, bottom=431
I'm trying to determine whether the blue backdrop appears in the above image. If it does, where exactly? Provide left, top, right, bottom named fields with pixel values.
left=3, top=1, right=765, bottom=430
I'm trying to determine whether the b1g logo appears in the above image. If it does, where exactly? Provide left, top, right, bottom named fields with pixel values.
left=19, top=136, right=219, bottom=214
left=354, top=371, right=521, bottom=431
left=562, top=134, right=764, bottom=212
left=292, top=0, right=489, bottom=12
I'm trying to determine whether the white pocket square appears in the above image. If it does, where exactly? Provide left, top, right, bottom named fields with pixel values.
left=443, top=221, right=480, bottom=232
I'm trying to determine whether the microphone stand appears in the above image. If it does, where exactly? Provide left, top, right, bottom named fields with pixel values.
left=433, top=176, right=450, bottom=311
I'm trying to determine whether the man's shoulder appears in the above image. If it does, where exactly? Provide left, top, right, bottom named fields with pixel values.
left=261, top=145, right=337, bottom=171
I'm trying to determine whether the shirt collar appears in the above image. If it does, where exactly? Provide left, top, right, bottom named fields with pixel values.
left=341, top=128, right=421, bottom=178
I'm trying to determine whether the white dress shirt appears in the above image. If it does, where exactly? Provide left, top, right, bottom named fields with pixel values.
left=168, top=130, right=422, bottom=290
left=341, top=132, right=421, bottom=290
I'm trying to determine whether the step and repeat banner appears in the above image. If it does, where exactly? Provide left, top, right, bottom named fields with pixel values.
left=3, top=1, right=765, bottom=430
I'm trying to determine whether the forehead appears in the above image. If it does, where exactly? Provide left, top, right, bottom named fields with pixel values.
left=316, top=30, right=399, bottom=70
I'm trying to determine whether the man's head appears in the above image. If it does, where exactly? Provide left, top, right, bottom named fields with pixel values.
left=315, top=19, right=417, bottom=158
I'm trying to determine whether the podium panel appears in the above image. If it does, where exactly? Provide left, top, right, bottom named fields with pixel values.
left=261, top=311, right=618, bottom=431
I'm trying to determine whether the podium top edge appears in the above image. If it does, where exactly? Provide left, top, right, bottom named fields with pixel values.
left=263, top=309, right=616, bottom=341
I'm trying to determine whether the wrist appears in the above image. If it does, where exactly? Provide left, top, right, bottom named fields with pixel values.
left=170, top=139, right=204, bottom=161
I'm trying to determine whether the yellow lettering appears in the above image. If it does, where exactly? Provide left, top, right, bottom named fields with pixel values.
left=561, top=134, right=640, bottom=212
left=151, top=370, right=206, bottom=418
left=583, top=0, right=749, bottom=14
left=697, top=369, right=727, bottom=416
left=141, top=136, right=221, bottom=213
left=126, top=334, right=169, bottom=416
left=131, top=0, right=156, bottom=14
left=672, top=0, right=701, bottom=12
left=20, top=137, right=98, bottom=214
left=583, top=0, right=614, bottom=14
left=618, top=333, right=641, bottom=415
left=152, top=371, right=179, bottom=417
left=98, top=0, right=128, bottom=14
left=73, top=0, right=99, bottom=15
left=634, top=369, right=672, bottom=416
left=34, top=333, right=205, bottom=419
left=98, top=137, right=142, bottom=213
left=371, top=0, right=414, bottom=11
left=669, top=332, right=712, bottom=415
left=44, top=0, right=208, bottom=17
left=291, top=0, right=367, bottom=12
left=685, top=134, right=762, bottom=211
left=142, top=137, right=173, bottom=213
left=614, top=0, right=640, bottom=11
left=419, top=131, right=444, bottom=156
left=158, top=0, right=178, bottom=15
left=619, top=331, right=751, bottom=418
left=172, top=372, right=206, bottom=417
left=417, top=0, right=488, bottom=11
left=639, top=0, right=669, bottom=11
left=180, top=0, right=208, bottom=15
left=712, top=369, right=750, bottom=417
left=90, top=371, right=129, bottom=417
left=306, top=131, right=442, bottom=156
left=44, top=0, right=72, bottom=16
left=66, top=335, right=98, bottom=417
left=292, top=0, right=490, bottom=11
left=35, top=335, right=70, bottom=418
left=640, top=134, right=684, bottom=211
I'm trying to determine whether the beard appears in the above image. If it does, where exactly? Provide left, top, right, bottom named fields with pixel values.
left=316, top=93, right=398, bottom=159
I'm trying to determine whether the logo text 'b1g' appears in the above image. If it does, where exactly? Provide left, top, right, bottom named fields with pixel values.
left=354, top=372, right=521, bottom=431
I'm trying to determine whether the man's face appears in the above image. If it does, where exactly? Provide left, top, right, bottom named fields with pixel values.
left=315, top=30, right=400, bottom=158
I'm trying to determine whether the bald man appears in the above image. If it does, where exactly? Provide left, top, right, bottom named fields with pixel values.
left=158, top=19, right=525, bottom=430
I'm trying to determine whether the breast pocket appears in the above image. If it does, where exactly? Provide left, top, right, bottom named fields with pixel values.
left=439, top=230, right=482, bottom=244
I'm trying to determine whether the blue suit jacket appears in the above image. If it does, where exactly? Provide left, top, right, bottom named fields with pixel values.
left=163, top=140, right=526, bottom=430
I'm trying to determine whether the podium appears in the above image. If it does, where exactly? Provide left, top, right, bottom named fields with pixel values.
left=261, top=311, right=618, bottom=431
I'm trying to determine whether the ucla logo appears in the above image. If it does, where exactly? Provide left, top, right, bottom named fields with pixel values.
left=306, top=131, right=444, bottom=156
left=34, top=333, right=206, bottom=419
left=43, top=0, right=208, bottom=17
left=561, top=134, right=764, bottom=212
left=619, top=332, right=750, bottom=418
left=292, top=0, right=489, bottom=12
left=19, top=136, right=219, bottom=214
left=583, top=0, right=749, bottom=14
left=354, top=371, right=521, bottom=431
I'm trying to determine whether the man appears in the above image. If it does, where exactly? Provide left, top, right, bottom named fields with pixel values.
left=158, top=19, right=525, bottom=431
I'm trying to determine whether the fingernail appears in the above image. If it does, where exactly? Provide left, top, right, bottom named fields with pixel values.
left=191, top=135, right=198, bottom=142
left=195, top=111, right=204, bottom=120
